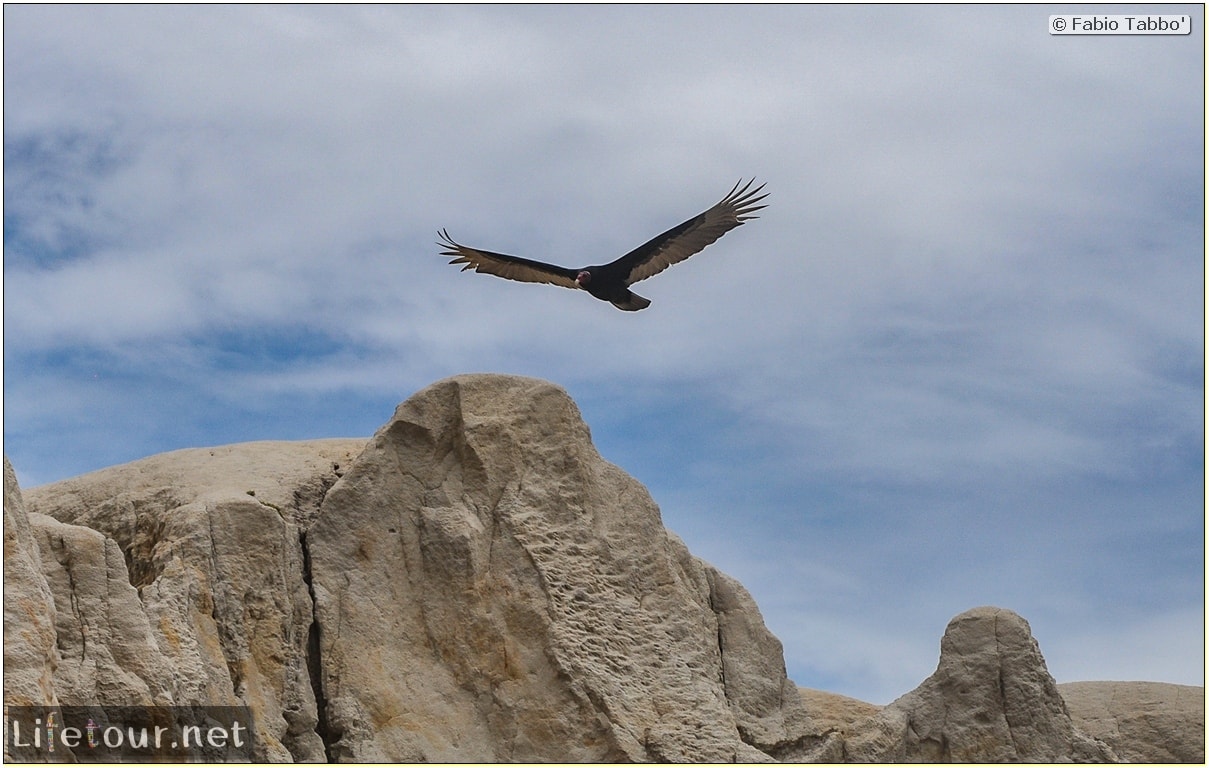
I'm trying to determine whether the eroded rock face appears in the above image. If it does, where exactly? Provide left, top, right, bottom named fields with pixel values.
left=1060, top=681, right=1205, bottom=763
left=843, top=606, right=1117, bottom=762
left=8, top=377, right=809, bottom=762
left=28, top=512, right=176, bottom=706
left=307, top=374, right=808, bottom=761
left=3, top=458, right=61, bottom=762
left=797, top=688, right=882, bottom=736
left=20, top=440, right=365, bottom=762
left=7, top=376, right=1203, bottom=764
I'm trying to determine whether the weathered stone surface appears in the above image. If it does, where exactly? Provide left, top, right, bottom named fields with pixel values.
left=798, top=687, right=882, bottom=735
left=8, top=377, right=1204, bottom=764
left=10, top=382, right=808, bottom=762
left=843, top=606, right=1118, bottom=762
left=307, top=374, right=809, bottom=761
left=27, top=439, right=365, bottom=532
left=3, top=458, right=61, bottom=761
left=767, top=688, right=883, bottom=762
left=28, top=511, right=176, bottom=706
left=1060, top=681, right=1205, bottom=763
left=22, top=440, right=364, bottom=762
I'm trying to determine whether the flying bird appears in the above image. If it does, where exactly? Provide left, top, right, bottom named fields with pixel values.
left=438, top=179, right=768, bottom=311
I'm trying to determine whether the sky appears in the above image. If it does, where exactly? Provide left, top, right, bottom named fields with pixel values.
left=3, top=5, right=1204, bottom=705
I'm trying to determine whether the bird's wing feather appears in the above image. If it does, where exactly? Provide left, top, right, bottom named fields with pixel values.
left=614, top=179, right=768, bottom=285
left=437, top=229, right=580, bottom=289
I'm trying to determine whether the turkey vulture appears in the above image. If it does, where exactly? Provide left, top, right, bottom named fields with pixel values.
left=438, top=179, right=767, bottom=311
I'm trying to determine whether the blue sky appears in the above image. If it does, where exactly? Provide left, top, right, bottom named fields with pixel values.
left=3, top=5, right=1203, bottom=704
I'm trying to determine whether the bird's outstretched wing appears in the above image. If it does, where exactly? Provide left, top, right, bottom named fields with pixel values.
left=437, top=229, right=580, bottom=289
left=613, top=179, right=768, bottom=285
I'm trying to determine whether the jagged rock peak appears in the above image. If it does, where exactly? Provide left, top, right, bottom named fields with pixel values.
left=4, top=376, right=814, bottom=762
left=7, top=375, right=1203, bottom=763
left=842, top=606, right=1118, bottom=762
left=306, top=373, right=810, bottom=761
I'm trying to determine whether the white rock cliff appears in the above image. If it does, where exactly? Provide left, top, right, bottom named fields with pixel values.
left=5, top=374, right=1202, bottom=762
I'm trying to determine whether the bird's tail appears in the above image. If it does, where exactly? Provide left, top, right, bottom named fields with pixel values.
left=611, top=291, right=651, bottom=311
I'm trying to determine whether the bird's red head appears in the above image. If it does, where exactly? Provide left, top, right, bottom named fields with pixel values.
left=575, top=270, right=592, bottom=287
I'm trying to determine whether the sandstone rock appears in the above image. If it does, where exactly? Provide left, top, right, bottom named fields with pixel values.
left=798, top=687, right=882, bottom=735
left=307, top=374, right=809, bottom=761
left=22, top=440, right=364, bottom=762
left=27, top=439, right=366, bottom=532
left=10, top=378, right=1201, bottom=764
left=767, top=688, right=883, bottom=762
left=13, top=384, right=809, bottom=763
left=28, top=511, right=176, bottom=706
left=3, top=458, right=62, bottom=761
left=1060, top=681, right=1205, bottom=763
left=843, top=606, right=1117, bottom=762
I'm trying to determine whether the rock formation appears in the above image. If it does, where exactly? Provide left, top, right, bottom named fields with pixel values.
left=796, top=688, right=881, bottom=737
left=5, top=374, right=1203, bottom=763
left=840, top=606, right=1118, bottom=762
left=1060, top=681, right=1205, bottom=763
left=4, top=458, right=61, bottom=762
left=9, top=375, right=810, bottom=761
left=15, top=440, right=365, bottom=761
left=305, top=374, right=808, bottom=761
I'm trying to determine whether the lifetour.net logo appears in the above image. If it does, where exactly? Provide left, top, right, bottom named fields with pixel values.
left=4, top=706, right=256, bottom=762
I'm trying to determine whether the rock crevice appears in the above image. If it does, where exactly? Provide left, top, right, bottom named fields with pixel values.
left=299, top=528, right=334, bottom=763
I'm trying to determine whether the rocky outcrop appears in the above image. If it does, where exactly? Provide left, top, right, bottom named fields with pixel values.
left=3, top=458, right=61, bottom=761
left=19, top=440, right=366, bottom=761
left=799, top=672, right=1207, bottom=764
left=5, top=374, right=1203, bottom=763
left=842, top=606, right=1118, bottom=762
left=305, top=374, right=808, bottom=761
left=1060, top=681, right=1205, bottom=763
left=10, top=375, right=809, bottom=762
left=797, top=688, right=881, bottom=736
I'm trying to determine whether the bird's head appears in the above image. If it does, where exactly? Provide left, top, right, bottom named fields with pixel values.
left=575, top=270, right=592, bottom=287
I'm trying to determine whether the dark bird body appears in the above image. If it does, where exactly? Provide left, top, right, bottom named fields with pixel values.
left=438, top=179, right=767, bottom=311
